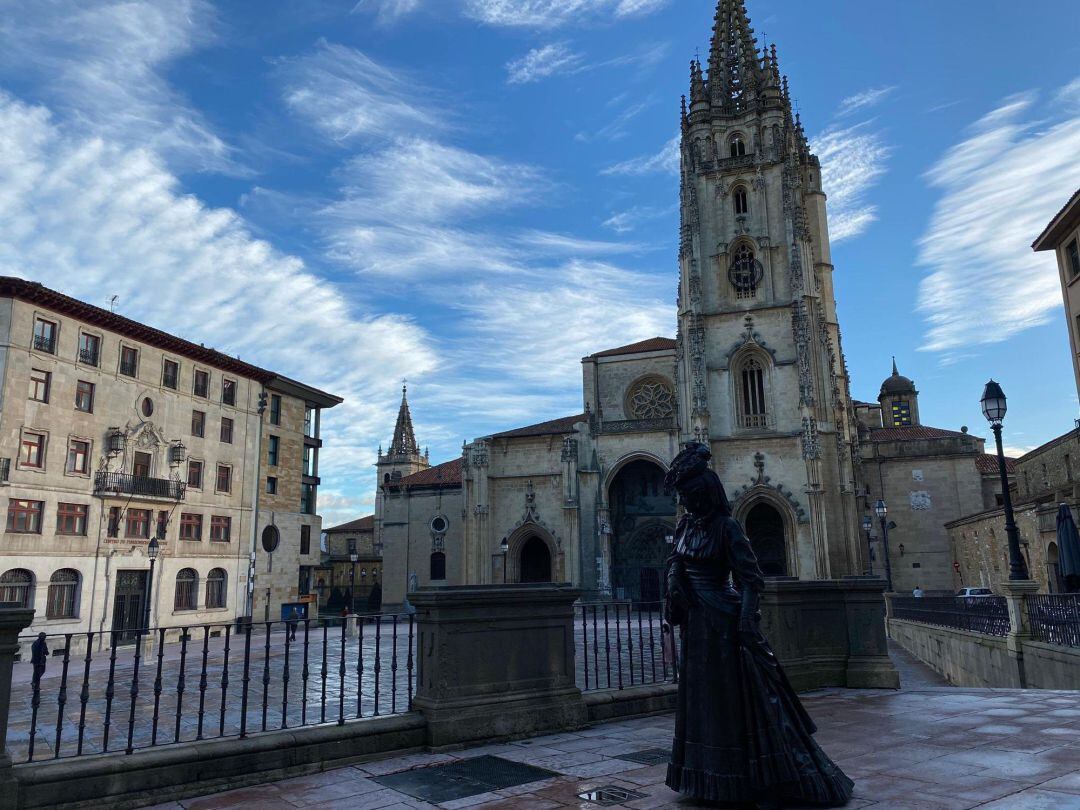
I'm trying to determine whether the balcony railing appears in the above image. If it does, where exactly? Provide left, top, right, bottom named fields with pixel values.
left=33, top=334, right=55, bottom=353
left=742, top=413, right=769, bottom=429
left=94, top=471, right=186, bottom=500
left=891, top=595, right=1010, bottom=637
left=598, top=418, right=678, bottom=435
left=1027, top=594, right=1080, bottom=648
left=79, top=347, right=99, bottom=366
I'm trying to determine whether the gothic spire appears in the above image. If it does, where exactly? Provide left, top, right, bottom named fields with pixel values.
left=707, top=0, right=764, bottom=110
left=389, top=384, right=420, bottom=457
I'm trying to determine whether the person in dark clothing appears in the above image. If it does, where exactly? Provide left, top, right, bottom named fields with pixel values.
left=664, top=443, right=853, bottom=808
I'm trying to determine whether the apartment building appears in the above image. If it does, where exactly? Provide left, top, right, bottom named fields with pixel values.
left=0, top=277, right=340, bottom=648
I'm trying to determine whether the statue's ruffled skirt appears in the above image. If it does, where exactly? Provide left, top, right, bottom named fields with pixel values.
left=666, top=608, right=853, bottom=807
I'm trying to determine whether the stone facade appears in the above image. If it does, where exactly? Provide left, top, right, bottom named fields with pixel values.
left=1033, top=188, right=1080, bottom=401
left=0, top=277, right=340, bottom=644
left=320, top=515, right=382, bottom=611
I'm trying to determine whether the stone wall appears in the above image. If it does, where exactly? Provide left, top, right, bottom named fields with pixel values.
left=888, top=618, right=1018, bottom=688
left=1015, top=428, right=1080, bottom=504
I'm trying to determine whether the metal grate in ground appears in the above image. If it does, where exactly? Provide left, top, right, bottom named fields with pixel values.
left=372, top=755, right=558, bottom=803
left=578, top=785, right=649, bottom=806
left=617, top=747, right=671, bottom=766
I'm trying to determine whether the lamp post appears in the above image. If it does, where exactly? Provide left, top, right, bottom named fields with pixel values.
left=499, top=537, right=509, bottom=584
left=874, top=499, right=893, bottom=592
left=348, top=539, right=358, bottom=615
left=861, top=515, right=874, bottom=576
left=144, top=536, right=160, bottom=632
left=981, top=380, right=1029, bottom=581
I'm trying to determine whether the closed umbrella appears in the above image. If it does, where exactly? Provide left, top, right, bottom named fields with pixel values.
left=1055, top=504, right=1080, bottom=593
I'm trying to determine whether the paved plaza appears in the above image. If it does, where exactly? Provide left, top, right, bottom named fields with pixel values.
left=141, top=645, right=1080, bottom=810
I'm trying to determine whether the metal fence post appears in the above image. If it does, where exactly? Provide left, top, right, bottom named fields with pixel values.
left=0, top=607, right=35, bottom=808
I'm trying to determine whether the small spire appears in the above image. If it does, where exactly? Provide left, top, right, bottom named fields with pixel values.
left=892, top=356, right=899, bottom=376
left=389, top=384, right=420, bottom=457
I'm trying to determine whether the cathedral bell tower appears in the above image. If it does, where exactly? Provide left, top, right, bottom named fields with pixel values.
left=675, top=0, right=864, bottom=579
left=375, top=385, right=430, bottom=551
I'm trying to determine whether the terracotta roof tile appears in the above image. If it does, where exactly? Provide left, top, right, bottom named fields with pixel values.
left=490, top=414, right=587, bottom=439
left=397, top=458, right=463, bottom=488
left=975, top=454, right=1018, bottom=475
left=868, top=425, right=977, bottom=442
left=324, top=515, right=374, bottom=533
left=590, top=337, right=676, bottom=358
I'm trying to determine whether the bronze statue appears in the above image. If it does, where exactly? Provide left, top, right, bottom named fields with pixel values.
left=664, top=443, right=853, bottom=808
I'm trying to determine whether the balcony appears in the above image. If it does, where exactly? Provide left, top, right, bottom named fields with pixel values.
left=78, top=348, right=99, bottom=366
left=33, top=334, right=55, bottom=354
left=94, top=471, right=185, bottom=500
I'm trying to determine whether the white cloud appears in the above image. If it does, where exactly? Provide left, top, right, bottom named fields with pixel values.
left=0, top=0, right=237, bottom=174
left=576, top=99, right=653, bottom=143
left=353, top=0, right=420, bottom=25
left=916, top=83, right=1080, bottom=354
left=0, top=91, right=437, bottom=499
left=601, top=135, right=680, bottom=176
left=810, top=122, right=891, bottom=242
left=603, top=205, right=672, bottom=233
left=837, top=86, right=895, bottom=117
left=507, top=43, right=584, bottom=85
left=281, top=41, right=437, bottom=142
left=463, top=0, right=667, bottom=28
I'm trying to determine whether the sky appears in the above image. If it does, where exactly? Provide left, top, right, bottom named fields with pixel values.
left=1, top=0, right=1079, bottom=526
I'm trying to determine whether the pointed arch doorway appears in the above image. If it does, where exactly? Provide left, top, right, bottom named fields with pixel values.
left=745, top=502, right=788, bottom=577
left=519, top=536, right=552, bottom=583
left=608, top=458, right=676, bottom=603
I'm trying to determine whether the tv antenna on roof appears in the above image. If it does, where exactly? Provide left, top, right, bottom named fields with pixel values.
left=109, top=295, right=119, bottom=313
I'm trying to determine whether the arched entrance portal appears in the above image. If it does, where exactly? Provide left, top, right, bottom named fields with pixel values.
left=609, top=459, right=675, bottom=603
left=745, top=502, right=787, bottom=577
left=519, top=536, right=552, bottom=583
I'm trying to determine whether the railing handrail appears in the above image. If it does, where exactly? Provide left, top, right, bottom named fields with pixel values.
left=889, top=594, right=1010, bottom=637
left=1025, top=593, right=1080, bottom=648
left=93, top=470, right=186, bottom=500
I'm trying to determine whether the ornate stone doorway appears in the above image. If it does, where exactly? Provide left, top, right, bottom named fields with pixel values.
left=112, top=570, right=148, bottom=644
left=745, top=502, right=787, bottom=577
left=609, top=459, right=675, bottom=603
left=519, top=536, right=552, bottom=583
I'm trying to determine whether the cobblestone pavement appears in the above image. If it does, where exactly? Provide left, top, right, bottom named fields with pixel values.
left=144, top=679, right=1080, bottom=809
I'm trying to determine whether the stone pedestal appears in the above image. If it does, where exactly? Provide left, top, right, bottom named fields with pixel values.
left=1001, top=579, right=1040, bottom=688
left=760, top=577, right=898, bottom=691
left=0, top=607, right=34, bottom=809
left=410, top=585, right=587, bottom=749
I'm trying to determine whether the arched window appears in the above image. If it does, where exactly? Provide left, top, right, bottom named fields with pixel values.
left=729, top=133, right=746, bottom=157
left=205, top=568, right=227, bottom=609
left=430, top=551, right=446, bottom=581
left=729, top=243, right=760, bottom=299
left=46, top=569, right=79, bottom=619
left=627, top=376, right=676, bottom=420
left=739, top=356, right=768, bottom=429
left=0, top=568, right=33, bottom=608
left=174, top=568, right=198, bottom=611
left=733, top=186, right=749, bottom=216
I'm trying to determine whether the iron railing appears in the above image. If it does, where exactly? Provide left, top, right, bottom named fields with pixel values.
left=891, top=595, right=1010, bottom=637
left=8, top=614, right=415, bottom=762
left=576, top=601, right=677, bottom=691
left=32, top=334, right=55, bottom=353
left=78, top=348, right=98, bottom=366
left=1026, top=594, right=1080, bottom=648
left=94, top=471, right=186, bottom=500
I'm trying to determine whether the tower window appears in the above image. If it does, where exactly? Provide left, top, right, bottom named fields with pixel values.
left=739, top=357, right=768, bottom=429
left=733, top=186, right=749, bottom=216
left=729, top=243, right=760, bottom=299
left=430, top=551, right=446, bottom=581
left=891, top=401, right=912, bottom=427
left=729, top=134, right=747, bottom=157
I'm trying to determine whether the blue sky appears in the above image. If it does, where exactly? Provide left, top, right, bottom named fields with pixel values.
left=1, top=0, right=1079, bottom=524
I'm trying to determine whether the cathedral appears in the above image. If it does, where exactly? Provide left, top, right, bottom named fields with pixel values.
left=372, top=0, right=875, bottom=610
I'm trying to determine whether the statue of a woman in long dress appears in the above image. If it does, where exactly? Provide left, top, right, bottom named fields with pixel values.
left=664, top=443, right=853, bottom=808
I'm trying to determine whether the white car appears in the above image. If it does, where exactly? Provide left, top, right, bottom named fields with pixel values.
left=956, top=587, right=994, bottom=598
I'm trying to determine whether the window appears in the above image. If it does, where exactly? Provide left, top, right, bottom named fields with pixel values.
left=7, top=499, right=44, bottom=533
left=210, top=515, right=231, bottom=542
left=0, top=569, right=33, bottom=607
left=627, top=377, right=676, bottom=420
left=78, top=333, right=100, bottom=366
left=1068, top=239, right=1080, bottom=278
left=193, top=369, right=209, bottom=398
left=300, top=525, right=311, bottom=555
left=191, top=410, right=205, bottom=438
left=268, top=435, right=279, bottom=467
left=156, top=510, right=168, bottom=540
left=132, top=451, right=151, bottom=478
left=46, top=569, right=79, bottom=619
left=733, top=186, right=749, bottom=216
left=303, top=445, right=315, bottom=477
left=739, top=357, right=768, bottom=429
left=29, top=368, right=51, bottom=403
left=162, top=359, right=179, bottom=390
left=304, top=407, right=314, bottom=438
left=187, top=460, right=203, bottom=489
left=220, top=417, right=233, bottom=444
left=269, top=394, right=282, bottom=426
left=730, top=243, right=759, bottom=299
left=729, top=134, right=746, bottom=157
left=266, top=477, right=277, bottom=495
left=174, top=569, right=198, bottom=611
left=56, top=503, right=88, bottom=535
left=125, top=508, right=151, bottom=539
left=33, top=318, right=57, bottom=353
left=216, top=464, right=232, bottom=493
left=20, top=432, right=46, bottom=469
left=430, top=552, right=446, bottom=581
left=891, top=401, right=913, bottom=427
left=300, top=483, right=315, bottom=515
left=205, top=568, right=227, bottom=609
left=107, top=507, right=121, bottom=538
left=119, top=345, right=139, bottom=377
left=75, top=380, right=95, bottom=413
left=66, top=440, right=91, bottom=475
left=180, top=513, right=203, bottom=541
left=222, top=378, right=236, bottom=406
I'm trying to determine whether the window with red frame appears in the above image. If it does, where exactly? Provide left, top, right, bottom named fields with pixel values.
left=187, top=459, right=203, bottom=488
left=20, top=432, right=45, bottom=468
left=56, top=503, right=88, bottom=535
left=119, top=345, right=139, bottom=377
left=191, top=410, right=205, bottom=438
left=107, top=507, right=121, bottom=538
left=193, top=369, right=209, bottom=398
left=210, top=515, right=231, bottom=542
left=29, top=368, right=50, bottom=402
left=7, top=499, right=43, bottom=533
left=216, top=464, right=231, bottom=493
left=75, top=380, right=95, bottom=413
left=156, top=510, right=168, bottom=540
left=222, top=378, right=236, bottom=406
left=67, top=439, right=90, bottom=475
left=125, top=509, right=151, bottom=539
left=180, top=513, right=202, bottom=541
left=220, top=417, right=233, bottom=444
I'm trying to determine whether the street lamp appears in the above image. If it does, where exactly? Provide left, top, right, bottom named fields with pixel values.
left=981, top=380, right=1029, bottom=580
left=499, top=537, right=509, bottom=584
left=874, top=499, right=894, bottom=592
left=144, top=536, right=160, bottom=631
left=348, top=539, right=358, bottom=615
left=861, top=515, right=874, bottom=576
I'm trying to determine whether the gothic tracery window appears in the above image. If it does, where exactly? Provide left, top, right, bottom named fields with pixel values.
left=739, top=357, right=768, bottom=429
left=627, top=378, right=676, bottom=420
left=733, top=186, right=749, bottom=216
left=729, top=133, right=746, bottom=157
left=729, top=243, right=760, bottom=299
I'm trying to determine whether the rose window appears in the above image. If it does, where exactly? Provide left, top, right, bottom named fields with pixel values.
left=628, top=379, right=675, bottom=419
